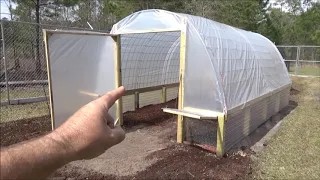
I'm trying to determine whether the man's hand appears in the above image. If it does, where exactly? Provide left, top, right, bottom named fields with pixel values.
left=0, top=86, right=126, bottom=180
left=50, top=86, right=126, bottom=160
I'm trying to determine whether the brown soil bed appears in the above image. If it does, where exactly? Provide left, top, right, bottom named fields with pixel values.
left=50, top=145, right=252, bottom=180
left=1, top=98, right=252, bottom=179
left=1, top=99, right=177, bottom=147
left=0, top=115, right=51, bottom=146
left=123, top=98, right=178, bottom=128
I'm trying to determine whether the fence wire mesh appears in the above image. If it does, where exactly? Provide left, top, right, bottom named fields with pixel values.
left=278, top=46, right=320, bottom=76
left=0, top=20, right=99, bottom=122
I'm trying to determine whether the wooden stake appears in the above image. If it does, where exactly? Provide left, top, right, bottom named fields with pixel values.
left=43, top=30, right=55, bottom=130
left=113, top=35, right=123, bottom=126
left=216, top=115, right=226, bottom=156
left=161, top=86, right=167, bottom=103
left=177, top=25, right=187, bottom=143
left=134, top=92, right=139, bottom=110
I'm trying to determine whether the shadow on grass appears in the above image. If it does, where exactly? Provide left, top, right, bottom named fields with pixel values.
left=233, top=100, right=298, bottom=153
left=290, top=87, right=300, bottom=95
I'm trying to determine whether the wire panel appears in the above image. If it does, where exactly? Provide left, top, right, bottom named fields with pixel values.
left=185, top=117, right=218, bottom=147
left=121, top=31, right=180, bottom=90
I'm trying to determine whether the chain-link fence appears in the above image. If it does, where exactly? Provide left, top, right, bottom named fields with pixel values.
left=0, top=20, right=105, bottom=122
left=278, top=45, right=320, bottom=77
left=1, top=20, right=319, bottom=123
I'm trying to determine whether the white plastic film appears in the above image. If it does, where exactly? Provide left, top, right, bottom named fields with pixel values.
left=111, top=9, right=184, bottom=34
left=111, top=9, right=292, bottom=113
left=183, top=23, right=223, bottom=112
left=48, top=33, right=116, bottom=128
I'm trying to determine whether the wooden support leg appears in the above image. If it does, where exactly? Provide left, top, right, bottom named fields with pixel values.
left=216, top=115, right=225, bottom=156
left=134, top=91, right=139, bottom=110
left=177, top=115, right=184, bottom=143
left=161, top=86, right=167, bottom=103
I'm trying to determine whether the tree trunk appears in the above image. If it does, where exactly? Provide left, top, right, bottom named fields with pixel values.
left=35, top=0, right=41, bottom=74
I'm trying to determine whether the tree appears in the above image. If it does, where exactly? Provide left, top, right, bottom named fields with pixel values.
left=11, top=0, right=80, bottom=74
left=294, top=2, right=320, bottom=45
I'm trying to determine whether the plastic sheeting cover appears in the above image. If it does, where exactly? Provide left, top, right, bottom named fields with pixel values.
left=48, top=33, right=116, bottom=128
left=111, top=9, right=292, bottom=113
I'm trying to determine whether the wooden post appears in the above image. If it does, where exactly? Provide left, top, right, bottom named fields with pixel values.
left=216, top=115, right=226, bottom=156
left=113, top=35, right=123, bottom=126
left=177, top=25, right=187, bottom=143
left=161, top=86, right=167, bottom=103
left=134, top=91, right=139, bottom=110
left=295, top=46, right=300, bottom=75
left=43, top=30, right=55, bottom=130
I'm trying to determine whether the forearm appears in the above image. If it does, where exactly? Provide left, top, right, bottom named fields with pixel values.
left=0, top=132, right=74, bottom=180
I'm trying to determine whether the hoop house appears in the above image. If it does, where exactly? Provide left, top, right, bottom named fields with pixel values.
left=44, top=9, right=292, bottom=156
left=110, top=9, right=292, bottom=155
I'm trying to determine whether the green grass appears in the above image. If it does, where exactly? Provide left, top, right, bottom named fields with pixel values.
left=1, top=87, right=48, bottom=102
left=288, top=66, right=320, bottom=76
left=254, top=77, right=320, bottom=179
left=0, top=102, right=50, bottom=123
left=0, top=87, right=50, bottom=123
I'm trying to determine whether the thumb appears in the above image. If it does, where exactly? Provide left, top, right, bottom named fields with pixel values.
left=106, top=126, right=126, bottom=148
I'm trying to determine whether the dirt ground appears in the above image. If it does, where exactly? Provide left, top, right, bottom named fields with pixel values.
left=1, top=98, right=252, bottom=179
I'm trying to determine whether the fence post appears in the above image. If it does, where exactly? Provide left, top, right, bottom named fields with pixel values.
left=1, top=21, right=10, bottom=105
left=295, top=46, right=300, bottom=75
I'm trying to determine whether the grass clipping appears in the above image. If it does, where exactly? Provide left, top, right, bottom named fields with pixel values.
left=254, top=77, right=320, bottom=179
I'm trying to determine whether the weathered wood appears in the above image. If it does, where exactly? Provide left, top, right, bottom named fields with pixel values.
left=177, top=25, right=187, bottom=143
left=161, top=87, right=167, bottom=103
left=216, top=115, right=226, bottom=156
left=113, top=35, right=123, bottom=126
left=43, top=29, right=55, bottom=130
left=43, top=29, right=112, bottom=36
left=163, top=108, right=218, bottom=120
left=134, top=92, right=139, bottom=110
left=117, top=28, right=180, bottom=35
left=124, top=83, right=178, bottom=96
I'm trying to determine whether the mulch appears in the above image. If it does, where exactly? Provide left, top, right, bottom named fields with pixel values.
left=0, top=99, right=178, bottom=147
left=0, top=98, right=252, bottom=180
left=50, top=145, right=252, bottom=180
left=0, top=115, right=51, bottom=147
left=123, top=98, right=178, bottom=128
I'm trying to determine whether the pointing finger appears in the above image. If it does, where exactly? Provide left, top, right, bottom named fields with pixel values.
left=97, top=86, right=125, bottom=109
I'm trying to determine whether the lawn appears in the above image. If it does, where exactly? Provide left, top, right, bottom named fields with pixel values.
left=288, top=65, right=320, bottom=76
left=0, top=102, right=50, bottom=123
left=253, top=76, right=320, bottom=179
left=0, top=87, right=49, bottom=123
left=0, top=87, right=48, bottom=102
